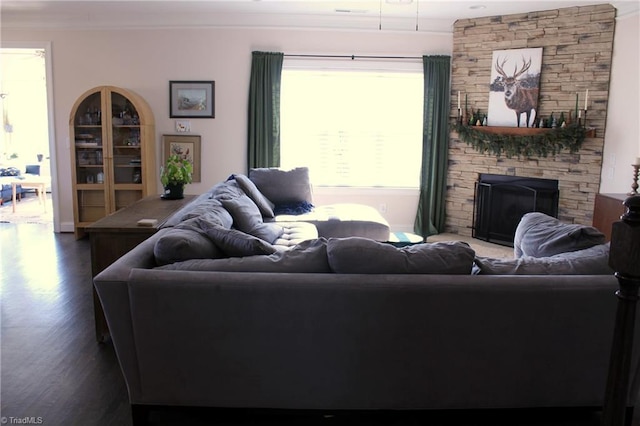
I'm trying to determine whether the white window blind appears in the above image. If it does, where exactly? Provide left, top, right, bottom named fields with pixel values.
left=280, top=64, right=423, bottom=188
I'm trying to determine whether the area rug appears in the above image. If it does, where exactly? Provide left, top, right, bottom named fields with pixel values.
left=427, top=232, right=513, bottom=258
left=0, top=193, right=53, bottom=225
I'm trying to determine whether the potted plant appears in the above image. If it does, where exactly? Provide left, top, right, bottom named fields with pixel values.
left=160, top=154, right=193, bottom=199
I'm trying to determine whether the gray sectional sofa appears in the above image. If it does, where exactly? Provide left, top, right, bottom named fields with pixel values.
left=93, top=169, right=640, bottom=425
left=152, top=167, right=391, bottom=265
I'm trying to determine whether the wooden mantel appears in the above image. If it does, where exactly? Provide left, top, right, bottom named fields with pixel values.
left=468, top=126, right=596, bottom=138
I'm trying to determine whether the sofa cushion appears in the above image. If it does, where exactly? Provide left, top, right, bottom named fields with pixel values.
left=156, top=238, right=331, bottom=272
left=326, top=237, right=475, bottom=274
left=179, top=210, right=234, bottom=233
left=153, top=228, right=224, bottom=266
left=274, top=203, right=391, bottom=241
left=475, top=243, right=612, bottom=275
left=273, top=221, right=319, bottom=247
left=220, top=194, right=283, bottom=244
left=234, top=174, right=275, bottom=218
left=179, top=198, right=234, bottom=228
left=249, top=167, right=313, bottom=205
left=514, top=212, right=606, bottom=258
left=203, top=225, right=278, bottom=257
left=209, top=179, right=245, bottom=200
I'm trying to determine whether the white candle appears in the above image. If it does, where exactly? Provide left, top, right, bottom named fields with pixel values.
left=578, top=109, right=581, bottom=118
left=635, top=157, right=640, bottom=166
left=457, top=91, right=461, bottom=110
left=584, top=89, right=589, bottom=111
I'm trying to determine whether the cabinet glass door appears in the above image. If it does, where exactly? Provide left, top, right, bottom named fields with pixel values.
left=73, top=91, right=106, bottom=222
left=111, top=92, right=143, bottom=210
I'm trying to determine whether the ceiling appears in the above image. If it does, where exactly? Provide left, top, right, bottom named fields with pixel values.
left=2, top=0, right=639, bottom=33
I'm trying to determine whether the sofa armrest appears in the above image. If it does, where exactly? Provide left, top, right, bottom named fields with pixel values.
left=93, top=230, right=165, bottom=402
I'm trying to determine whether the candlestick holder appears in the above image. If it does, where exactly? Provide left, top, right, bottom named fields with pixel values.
left=582, top=109, right=588, bottom=128
left=457, top=108, right=462, bottom=124
left=630, top=164, right=640, bottom=196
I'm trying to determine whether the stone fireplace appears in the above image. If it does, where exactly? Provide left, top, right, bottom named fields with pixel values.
left=446, top=5, right=614, bottom=238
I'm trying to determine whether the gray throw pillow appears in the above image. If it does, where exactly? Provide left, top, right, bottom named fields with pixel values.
left=180, top=199, right=234, bottom=228
left=234, top=174, right=275, bottom=218
left=326, top=237, right=475, bottom=274
left=156, top=238, right=331, bottom=272
left=514, top=212, right=606, bottom=258
left=179, top=210, right=233, bottom=232
left=219, top=193, right=261, bottom=229
left=209, top=179, right=245, bottom=200
left=249, top=167, right=313, bottom=205
left=475, top=243, right=612, bottom=275
left=154, top=228, right=224, bottom=266
left=220, top=194, right=283, bottom=244
left=203, top=225, right=278, bottom=257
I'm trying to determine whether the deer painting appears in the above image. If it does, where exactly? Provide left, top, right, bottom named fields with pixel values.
left=495, top=56, right=539, bottom=127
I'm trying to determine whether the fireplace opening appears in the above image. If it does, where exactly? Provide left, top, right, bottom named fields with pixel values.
left=473, top=174, right=559, bottom=247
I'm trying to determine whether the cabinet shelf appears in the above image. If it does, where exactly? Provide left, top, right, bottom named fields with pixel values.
left=114, top=183, right=143, bottom=190
left=76, top=183, right=106, bottom=189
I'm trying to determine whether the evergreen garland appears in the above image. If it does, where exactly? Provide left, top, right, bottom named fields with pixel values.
left=453, top=123, right=588, bottom=158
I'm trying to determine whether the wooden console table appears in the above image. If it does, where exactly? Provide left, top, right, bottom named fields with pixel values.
left=593, top=193, right=627, bottom=242
left=86, top=194, right=197, bottom=342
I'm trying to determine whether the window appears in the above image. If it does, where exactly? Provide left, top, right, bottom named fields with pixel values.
left=280, top=65, right=423, bottom=188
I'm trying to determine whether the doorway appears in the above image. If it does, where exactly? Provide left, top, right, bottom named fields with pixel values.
left=0, top=44, right=58, bottom=230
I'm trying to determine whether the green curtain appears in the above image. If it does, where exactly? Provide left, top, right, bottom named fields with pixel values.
left=414, top=55, right=451, bottom=238
left=247, top=51, right=284, bottom=170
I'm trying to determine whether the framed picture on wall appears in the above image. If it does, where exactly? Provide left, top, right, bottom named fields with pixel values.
left=162, top=134, right=201, bottom=182
left=487, top=48, right=542, bottom=128
left=169, top=81, right=215, bottom=118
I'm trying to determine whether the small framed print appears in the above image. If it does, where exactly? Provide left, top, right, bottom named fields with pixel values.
left=162, top=134, right=202, bottom=182
left=169, top=81, right=215, bottom=118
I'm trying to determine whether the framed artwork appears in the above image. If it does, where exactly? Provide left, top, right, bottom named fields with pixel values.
left=487, top=47, right=542, bottom=128
left=169, top=81, right=215, bottom=118
left=162, top=134, right=201, bottom=182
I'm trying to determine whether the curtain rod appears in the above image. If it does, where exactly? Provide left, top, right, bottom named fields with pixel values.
left=284, top=54, right=422, bottom=60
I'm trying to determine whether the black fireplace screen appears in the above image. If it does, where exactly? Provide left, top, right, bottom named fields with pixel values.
left=473, top=174, right=559, bottom=247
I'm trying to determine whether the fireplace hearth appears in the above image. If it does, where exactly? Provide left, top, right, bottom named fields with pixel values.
left=473, top=174, right=559, bottom=247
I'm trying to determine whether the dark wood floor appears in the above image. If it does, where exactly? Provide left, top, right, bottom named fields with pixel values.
left=0, top=223, right=606, bottom=426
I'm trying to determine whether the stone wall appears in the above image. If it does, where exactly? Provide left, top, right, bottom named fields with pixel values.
left=447, top=4, right=615, bottom=236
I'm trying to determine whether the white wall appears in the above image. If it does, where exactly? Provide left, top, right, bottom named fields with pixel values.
left=600, top=12, right=640, bottom=193
left=1, top=27, right=450, bottom=233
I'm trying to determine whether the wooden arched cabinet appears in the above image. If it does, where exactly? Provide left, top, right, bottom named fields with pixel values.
left=69, top=86, right=156, bottom=238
